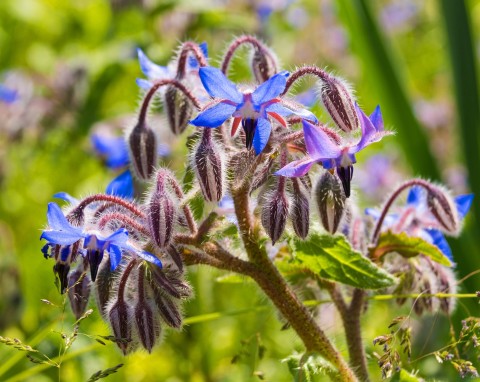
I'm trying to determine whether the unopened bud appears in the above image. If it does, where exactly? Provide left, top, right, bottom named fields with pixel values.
left=251, top=47, right=277, bottom=83
left=427, top=187, right=458, bottom=233
left=151, top=267, right=184, bottom=299
left=316, top=171, right=346, bottom=234
left=164, top=85, right=193, bottom=135
left=128, top=120, right=158, bottom=180
left=148, top=190, right=176, bottom=248
left=261, top=186, right=289, bottom=244
left=53, top=262, right=70, bottom=294
left=290, top=178, right=310, bottom=239
left=251, top=156, right=274, bottom=194
left=95, top=259, right=115, bottom=318
left=135, top=301, right=160, bottom=353
left=193, top=129, right=224, bottom=202
left=68, top=269, right=91, bottom=320
left=151, top=285, right=182, bottom=328
left=109, top=300, right=133, bottom=355
left=320, top=75, right=359, bottom=132
left=167, top=245, right=184, bottom=272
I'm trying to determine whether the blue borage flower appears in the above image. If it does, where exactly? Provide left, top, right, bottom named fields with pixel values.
left=366, top=187, right=474, bottom=262
left=41, top=203, right=162, bottom=281
left=275, top=104, right=390, bottom=196
left=190, top=66, right=317, bottom=155
left=92, top=133, right=170, bottom=199
left=0, top=84, right=18, bottom=103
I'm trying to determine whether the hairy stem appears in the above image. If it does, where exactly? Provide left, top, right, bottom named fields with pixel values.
left=176, top=41, right=208, bottom=78
left=281, top=65, right=329, bottom=96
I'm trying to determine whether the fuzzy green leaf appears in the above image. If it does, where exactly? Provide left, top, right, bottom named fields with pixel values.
left=289, top=233, right=396, bottom=289
left=370, top=231, right=452, bottom=267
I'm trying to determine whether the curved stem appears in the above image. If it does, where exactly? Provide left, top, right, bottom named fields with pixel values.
left=281, top=66, right=330, bottom=96
left=176, top=41, right=208, bottom=78
left=97, top=212, right=150, bottom=236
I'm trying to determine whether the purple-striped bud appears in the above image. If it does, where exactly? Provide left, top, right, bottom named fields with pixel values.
left=316, top=171, right=346, bottom=234
left=251, top=47, right=277, bottom=83
left=289, top=178, right=310, bottom=239
left=427, top=187, right=458, bottom=234
left=251, top=156, right=274, bottom=194
left=193, top=129, right=224, bottom=202
left=164, top=85, right=193, bottom=135
left=151, top=285, right=182, bottom=329
left=151, top=267, right=184, bottom=299
left=67, top=269, right=91, bottom=320
left=95, top=259, right=115, bottom=318
left=108, top=300, right=133, bottom=355
left=128, top=120, right=158, bottom=180
left=319, top=75, right=359, bottom=132
left=148, top=190, right=176, bottom=249
left=167, top=245, right=184, bottom=272
left=261, top=186, right=290, bottom=244
left=134, top=300, right=160, bottom=353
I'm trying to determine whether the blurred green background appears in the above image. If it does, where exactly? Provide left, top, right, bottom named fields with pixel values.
left=1, top=0, right=480, bottom=380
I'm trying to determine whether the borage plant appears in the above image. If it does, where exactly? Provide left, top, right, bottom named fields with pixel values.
left=39, top=36, right=475, bottom=381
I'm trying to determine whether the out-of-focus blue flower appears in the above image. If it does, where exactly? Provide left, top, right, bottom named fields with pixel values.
left=0, top=84, right=18, bottom=103
left=190, top=66, right=317, bottom=155
left=41, top=203, right=162, bottom=280
left=366, top=187, right=474, bottom=262
left=276, top=105, right=389, bottom=196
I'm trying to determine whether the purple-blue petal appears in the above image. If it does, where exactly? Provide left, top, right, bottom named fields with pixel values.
left=91, top=134, right=130, bottom=169
left=104, top=228, right=129, bottom=247
left=425, top=228, right=453, bottom=262
left=251, top=71, right=289, bottom=105
left=137, top=250, right=163, bottom=268
left=198, top=67, right=243, bottom=103
left=190, top=102, right=236, bottom=127
left=369, top=105, right=384, bottom=131
left=53, top=192, right=79, bottom=204
left=46, top=203, right=79, bottom=232
left=266, top=103, right=318, bottom=123
left=40, top=230, right=83, bottom=246
left=0, top=84, right=18, bottom=103
left=455, top=194, right=474, bottom=219
left=106, top=170, right=134, bottom=199
left=275, top=157, right=316, bottom=177
left=294, top=89, right=317, bottom=107
left=302, top=119, right=341, bottom=160
left=136, top=78, right=153, bottom=90
left=188, top=42, right=208, bottom=69
left=253, top=118, right=272, bottom=155
left=406, top=186, right=423, bottom=207
left=137, top=48, right=171, bottom=79
left=354, top=105, right=377, bottom=151
left=109, top=244, right=123, bottom=271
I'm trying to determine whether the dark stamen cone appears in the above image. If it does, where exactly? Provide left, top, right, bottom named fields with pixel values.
left=87, top=249, right=104, bottom=282
left=320, top=75, right=359, bottom=132
left=336, top=165, right=353, bottom=198
left=316, top=171, right=346, bottom=234
left=242, top=118, right=257, bottom=150
left=148, top=190, right=176, bottom=249
left=290, top=178, right=310, bottom=239
left=164, top=85, right=193, bottom=135
left=193, top=129, right=224, bottom=202
left=128, top=120, right=158, bottom=180
left=67, top=269, right=91, bottom=320
left=53, top=263, right=70, bottom=294
left=261, top=187, right=289, bottom=245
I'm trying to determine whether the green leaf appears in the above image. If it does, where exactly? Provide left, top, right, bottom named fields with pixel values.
left=282, top=352, right=340, bottom=382
left=391, top=369, right=424, bottom=382
left=370, top=231, right=452, bottom=267
left=289, top=233, right=396, bottom=289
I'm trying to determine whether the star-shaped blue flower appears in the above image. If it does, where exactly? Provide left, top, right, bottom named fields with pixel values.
left=276, top=105, right=390, bottom=196
left=41, top=203, right=162, bottom=281
left=189, top=66, right=318, bottom=155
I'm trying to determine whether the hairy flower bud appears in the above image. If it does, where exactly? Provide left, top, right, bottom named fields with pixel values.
left=148, top=189, right=176, bottom=248
left=150, top=284, right=182, bottom=329
left=166, top=245, right=184, bottom=272
left=134, top=300, right=160, bottom=353
left=95, top=259, right=115, bottom=318
left=164, top=85, right=193, bottom=135
left=319, top=75, right=359, bottom=132
left=316, top=171, right=346, bottom=234
left=261, top=185, right=289, bottom=244
left=289, top=178, right=310, bottom=239
left=427, top=187, right=458, bottom=234
left=108, top=299, right=133, bottom=355
left=128, top=120, right=158, bottom=180
left=251, top=47, right=277, bottom=83
left=151, top=267, right=184, bottom=299
left=67, top=269, right=91, bottom=320
left=193, top=129, right=224, bottom=202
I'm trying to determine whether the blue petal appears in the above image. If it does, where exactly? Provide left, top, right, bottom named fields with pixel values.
left=188, top=42, right=208, bottom=69
left=369, top=105, right=384, bottom=132
left=40, top=230, right=83, bottom=246
left=137, top=250, right=163, bottom=268
left=106, top=170, right=134, bottom=199
left=251, top=71, right=289, bottom=105
left=104, top=228, right=129, bottom=247
left=0, top=84, right=18, bottom=103
left=137, top=48, right=171, bottom=79
left=109, top=244, right=123, bottom=271
left=53, top=192, right=79, bottom=204
left=60, top=246, right=72, bottom=262
left=253, top=118, right=272, bottom=155
left=275, top=157, right=316, bottom=177
left=455, top=194, right=474, bottom=219
left=198, top=67, right=243, bottom=103
left=266, top=103, right=318, bottom=123
left=294, top=89, right=317, bottom=107
left=354, top=105, right=377, bottom=151
left=302, top=120, right=341, bottom=160
left=406, top=186, right=423, bottom=207
left=136, top=78, right=153, bottom=90
left=425, top=229, right=453, bottom=262
left=190, top=102, right=236, bottom=127
left=46, top=203, right=80, bottom=233
left=91, top=134, right=130, bottom=169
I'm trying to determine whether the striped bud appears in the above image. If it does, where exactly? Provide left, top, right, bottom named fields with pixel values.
left=251, top=47, right=277, bottom=83
left=261, top=186, right=289, bottom=244
left=290, top=178, right=310, bottom=239
left=148, top=190, right=176, bottom=248
left=95, top=259, right=115, bottom=317
left=151, top=285, right=182, bottom=329
left=151, top=267, right=184, bottom=299
left=251, top=156, right=274, bottom=194
left=135, top=300, right=159, bottom=353
left=316, top=171, right=346, bottom=234
left=427, top=187, right=458, bottom=233
left=167, top=245, right=184, bottom=273
left=164, top=85, right=193, bottom=135
left=128, top=120, right=158, bottom=180
left=193, top=129, right=224, bottom=202
left=67, top=269, right=91, bottom=320
left=108, top=299, right=133, bottom=355
left=320, top=75, right=359, bottom=132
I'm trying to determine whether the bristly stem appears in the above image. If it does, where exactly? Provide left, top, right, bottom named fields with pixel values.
left=281, top=65, right=330, bottom=96
left=97, top=212, right=150, bottom=237
left=221, top=35, right=277, bottom=75
left=176, top=41, right=208, bottom=78
left=117, top=260, right=137, bottom=303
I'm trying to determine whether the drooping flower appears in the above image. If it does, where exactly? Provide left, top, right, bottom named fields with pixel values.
left=190, top=66, right=317, bottom=155
left=366, top=187, right=474, bottom=262
left=275, top=105, right=389, bottom=196
left=41, top=203, right=162, bottom=281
